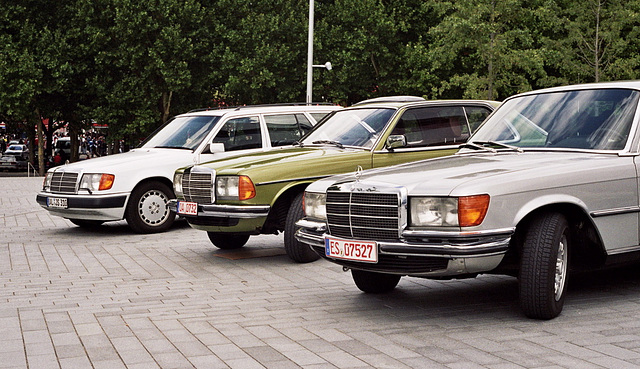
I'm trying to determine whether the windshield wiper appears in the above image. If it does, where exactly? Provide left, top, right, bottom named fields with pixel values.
left=473, top=141, right=524, bottom=153
left=312, top=140, right=344, bottom=149
left=153, top=145, right=192, bottom=150
left=459, top=142, right=497, bottom=153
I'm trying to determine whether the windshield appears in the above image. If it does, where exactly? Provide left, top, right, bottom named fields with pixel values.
left=470, top=88, right=639, bottom=151
left=301, top=108, right=395, bottom=149
left=140, top=115, right=221, bottom=150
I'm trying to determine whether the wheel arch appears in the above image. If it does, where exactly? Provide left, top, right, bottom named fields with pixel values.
left=262, top=182, right=311, bottom=234
left=126, top=176, right=176, bottom=208
left=498, top=202, right=606, bottom=275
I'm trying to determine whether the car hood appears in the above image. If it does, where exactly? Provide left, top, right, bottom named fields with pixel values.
left=53, top=148, right=197, bottom=174
left=313, top=150, right=632, bottom=196
left=191, top=146, right=367, bottom=182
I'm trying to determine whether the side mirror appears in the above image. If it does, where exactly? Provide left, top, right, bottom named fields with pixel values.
left=209, top=142, right=226, bottom=153
left=386, top=135, right=406, bottom=150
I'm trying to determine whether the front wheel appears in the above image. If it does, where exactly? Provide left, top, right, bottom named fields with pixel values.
left=125, top=181, right=175, bottom=234
left=519, top=212, right=570, bottom=320
left=284, top=192, right=319, bottom=263
left=352, top=269, right=401, bottom=293
left=207, top=232, right=250, bottom=250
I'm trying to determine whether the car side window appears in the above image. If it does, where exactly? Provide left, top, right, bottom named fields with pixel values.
left=212, top=116, right=262, bottom=151
left=265, top=114, right=312, bottom=146
left=391, top=106, right=469, bottom=147
left=465, top=106, right=493, bottom=132
left=296, top=114, right=314, bottom=135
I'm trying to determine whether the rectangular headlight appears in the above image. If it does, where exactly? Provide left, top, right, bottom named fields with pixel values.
left=410, top=197, right=458, bottom=226
left=216, top=176, right=239, bottom=199
left=304, top=192, right=326, bottom=221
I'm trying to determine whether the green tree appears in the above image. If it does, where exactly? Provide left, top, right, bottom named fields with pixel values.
left=314, top=0, right=419, bottom=104
left=0, top=0, right=81, bottom=172
left=210, top=0, right=310, bottom=104
left=554, top=0, right=640, bottom=83
left=89, top=0, right=212, bottom=143
left=411, top=0, right=554, bottom=100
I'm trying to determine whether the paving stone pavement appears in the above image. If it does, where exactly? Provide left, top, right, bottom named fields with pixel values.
left=3, top=176, right=640, bottom=368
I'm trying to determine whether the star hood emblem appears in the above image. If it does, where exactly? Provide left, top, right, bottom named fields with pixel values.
left=354, top=165, right=363, bottom=182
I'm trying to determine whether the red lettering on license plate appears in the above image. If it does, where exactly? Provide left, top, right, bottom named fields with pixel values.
left=177, top=201, right=198, bottom=216
left=325, top=237, right=378, bottom=263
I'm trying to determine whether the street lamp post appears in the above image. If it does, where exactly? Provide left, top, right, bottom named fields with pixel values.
left=306, top=0, right=331, bottom=104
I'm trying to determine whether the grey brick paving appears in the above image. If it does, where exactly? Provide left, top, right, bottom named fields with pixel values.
left=4, top=176, right=640, bottom=368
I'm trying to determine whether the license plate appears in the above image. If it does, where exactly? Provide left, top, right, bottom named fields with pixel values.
left=325, top=236, right=378, bottom=263
left=47, top=197, right=68, bottom=209
left=1, top=162, right=11, bottom=166
left=177, top=201, right=198, bottom=215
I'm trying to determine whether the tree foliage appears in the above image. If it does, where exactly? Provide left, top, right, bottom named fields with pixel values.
left=2, top=0, right=640, bottom=166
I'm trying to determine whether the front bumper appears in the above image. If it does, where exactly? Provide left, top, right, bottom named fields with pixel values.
left=295, top=219, right=513, bottom=277
left=36, top=192, right=128, bottom=221
left=168, top=199, right=270, bottom=230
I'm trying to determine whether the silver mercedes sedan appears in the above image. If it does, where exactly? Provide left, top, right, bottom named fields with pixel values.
left=296, top=81, right=640, bottom=319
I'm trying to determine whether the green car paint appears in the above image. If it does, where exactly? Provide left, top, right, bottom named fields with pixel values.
left=171, top=98, right=499, bottom=262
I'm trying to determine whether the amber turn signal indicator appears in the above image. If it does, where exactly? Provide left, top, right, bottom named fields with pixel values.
left=99, top=174, right=115, bottom=191
left=238, top=176, right=256, bottom=200
left=458, top=194, right=490, bottom=227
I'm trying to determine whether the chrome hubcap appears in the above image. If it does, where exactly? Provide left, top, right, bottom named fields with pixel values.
left=138, top=190, right=168, bottom=226
left=554, top=234, right=568, bottom=301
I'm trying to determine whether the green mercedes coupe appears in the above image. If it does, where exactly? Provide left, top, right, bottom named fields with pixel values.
left=170, top=97, right=499, bottom=262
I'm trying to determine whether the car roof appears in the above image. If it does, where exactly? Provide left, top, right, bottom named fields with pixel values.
left=345, top=98, right=501, bottom=110
left=177, top=103, right=342, bottom=118
left=509, top=80, right=640, bottom=100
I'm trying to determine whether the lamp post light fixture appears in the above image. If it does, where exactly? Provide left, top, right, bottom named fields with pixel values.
left=306, top=0, right=332, bottom=104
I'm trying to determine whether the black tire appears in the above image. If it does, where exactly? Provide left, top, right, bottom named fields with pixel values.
left=352, top=269, right=401, bottom=293
left=207, top=232, right=250, bottom=249
left=69, top=219, right=104, bottom=228
left=125, top=181, right=175, bottom=234
left=284, top=192, right=320, bottom=263
left=519, top=212, right=570, bottom=320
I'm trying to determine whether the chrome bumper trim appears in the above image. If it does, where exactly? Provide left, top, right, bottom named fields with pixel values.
left=169, top=199, right=270, bottom=219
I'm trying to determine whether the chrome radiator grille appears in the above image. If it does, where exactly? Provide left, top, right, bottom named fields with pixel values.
left=326, top=190, right=401, bottom=240
left=50, top=172, right=78, bottom=194
left=181, top=172, right=213, bottom=203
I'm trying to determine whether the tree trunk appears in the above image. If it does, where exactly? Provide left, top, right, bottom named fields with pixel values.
left=35, top=113, right=45, bottom=176
left=69, top=121, right=80, bottom=162
left=161, top=91, right=173, bottom=123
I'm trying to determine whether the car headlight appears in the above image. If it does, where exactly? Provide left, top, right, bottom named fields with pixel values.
left=410, top=195, right=489, bottom=227
left=216, top=176, right=256, bottom=200
left=79, top=173, right=115, bottom=192
left=43, top=172, right=54, bottom=190
left=304, top=192, right=326, bottom=221
left=173, top=172, right=183, bottom=198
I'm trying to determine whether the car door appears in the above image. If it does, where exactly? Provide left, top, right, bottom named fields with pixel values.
left=371, top=104, right=493, bottom=167
left=196, top=115, right=264, bottom=164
